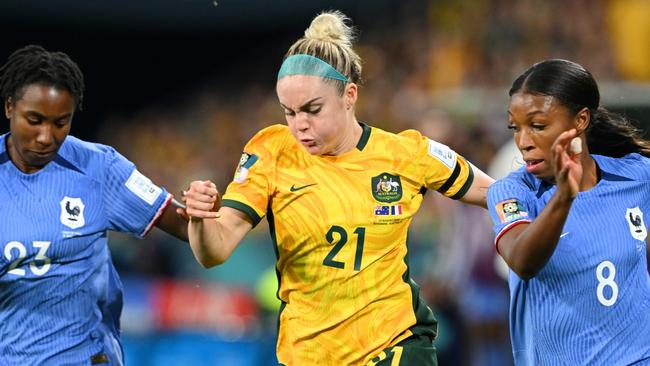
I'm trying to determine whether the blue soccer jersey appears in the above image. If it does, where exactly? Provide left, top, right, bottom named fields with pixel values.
left=0, top=133, right=171, bottom=365
left=488, top=153, right=650, bottom=365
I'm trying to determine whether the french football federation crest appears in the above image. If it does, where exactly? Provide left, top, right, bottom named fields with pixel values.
left=626, top=206, right=646, bottom=241
left=60, top=197, right=85, bottom=229
left=371, top=173, right=402, bottom=203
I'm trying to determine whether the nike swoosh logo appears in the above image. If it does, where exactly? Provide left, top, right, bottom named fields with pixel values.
left=290, top=183, right=317, bottom=192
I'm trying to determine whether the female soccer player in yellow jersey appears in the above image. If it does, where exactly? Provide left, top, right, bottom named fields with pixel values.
left=182, top=10, right=494, bottom=366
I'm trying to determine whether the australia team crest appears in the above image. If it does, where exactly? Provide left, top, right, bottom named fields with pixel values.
left=626, top=206, right=646, bottom=241
left=60, top=197, right=85, bottom=229
left=371, top=173, right=402, bottom=203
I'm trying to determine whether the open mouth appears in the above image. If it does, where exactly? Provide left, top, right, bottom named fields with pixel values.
left=300, top=139, right=316, bottom=147
left=525, top=159, right=544, bottom=173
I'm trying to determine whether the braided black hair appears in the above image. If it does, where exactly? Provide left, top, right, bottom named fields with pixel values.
left=0, top=45, right=84, bottom=110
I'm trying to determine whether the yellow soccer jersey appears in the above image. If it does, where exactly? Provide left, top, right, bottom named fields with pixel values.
left=222, top=123, right=473, bottom=366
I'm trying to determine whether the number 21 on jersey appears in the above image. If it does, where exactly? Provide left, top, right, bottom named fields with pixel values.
left=323, top=226, right=366, bottom=271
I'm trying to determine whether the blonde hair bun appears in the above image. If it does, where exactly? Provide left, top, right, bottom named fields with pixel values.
left=304, top=11, right=354, bottom=47
left=284, top=10, right=362, bottom=87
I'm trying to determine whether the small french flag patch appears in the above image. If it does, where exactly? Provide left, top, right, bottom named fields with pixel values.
left=375, top=204, right=403, bottom=216
left=390, top=205, right=402, bottom=215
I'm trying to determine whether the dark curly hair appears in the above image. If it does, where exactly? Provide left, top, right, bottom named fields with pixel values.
left=0, top=44, right=84, bottom=110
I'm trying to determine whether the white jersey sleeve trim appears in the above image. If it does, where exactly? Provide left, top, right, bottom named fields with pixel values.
left=494, top=219, right=532, bottom=254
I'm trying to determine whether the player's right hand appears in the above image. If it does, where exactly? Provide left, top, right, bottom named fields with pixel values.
left=183, top=180, right=222, bottom=221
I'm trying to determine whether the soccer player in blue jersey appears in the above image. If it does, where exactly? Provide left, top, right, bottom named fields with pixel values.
left=488, top=59, right=650, bottom=365
left=0, top=45, right=189, bottom=365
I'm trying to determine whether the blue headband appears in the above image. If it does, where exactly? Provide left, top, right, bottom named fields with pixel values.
left=277, top=54, right=349, bottom=82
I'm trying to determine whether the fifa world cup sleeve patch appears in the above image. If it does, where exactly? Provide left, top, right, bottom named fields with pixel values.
left=125, top=169, right=163, bottom=205
left=427, top=139, right=457, bottom=170
left=496, top=198, right=529, bottom=223
left=233, top=152, right=259, bottom=183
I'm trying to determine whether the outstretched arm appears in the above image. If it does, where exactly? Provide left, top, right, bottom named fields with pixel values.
left=184, top=180, right=253, bottom=268
left=154, top=197, right=189, bottom=241
left=458, top=164, right=494, bottom=208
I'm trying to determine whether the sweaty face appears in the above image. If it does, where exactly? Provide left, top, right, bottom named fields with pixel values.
left=507, top=92, right=578, bottom=180
left=276, top=75, right=348, bottom=155
left=5, top=84, right=75, bottom=173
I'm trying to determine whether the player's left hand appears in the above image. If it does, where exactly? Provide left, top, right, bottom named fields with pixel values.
left=552, top=128, right=583, bottom=201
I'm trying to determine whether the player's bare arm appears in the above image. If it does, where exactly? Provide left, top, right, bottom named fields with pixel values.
left=154, top=196, right=190, bottom=241
left=458, top=164, right=494, bottom=208
left=185, top=180, right=253, bottom=267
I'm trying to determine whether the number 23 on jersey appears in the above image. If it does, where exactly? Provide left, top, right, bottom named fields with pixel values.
left=3, top=241, right=52, bottom=276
